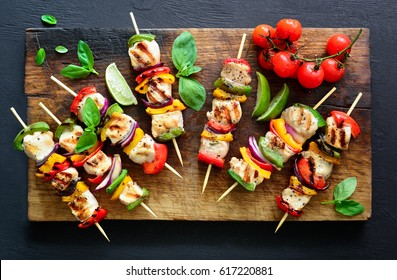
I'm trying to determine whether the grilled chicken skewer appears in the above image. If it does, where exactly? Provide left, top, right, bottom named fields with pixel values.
left=274, top=92, right=362, bottom=233
left=39, top=102, right=158, bottom=218
left=10, top=107, right=110, bottom=242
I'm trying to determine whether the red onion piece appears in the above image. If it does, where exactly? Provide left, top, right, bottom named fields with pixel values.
left=285, top=123, right=305, bottom=144
left=141, top=97, right=174, bottom=108
left=134, top=62, right=164, bottom=73
left=95, top=155, right=122, bottom=191
left=119, top=121, right=138, bottom=148
left=99, top=98, right=110, bottom=118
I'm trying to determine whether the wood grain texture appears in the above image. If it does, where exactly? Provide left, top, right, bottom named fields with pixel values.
left=25, top=27, right=371, bottom=222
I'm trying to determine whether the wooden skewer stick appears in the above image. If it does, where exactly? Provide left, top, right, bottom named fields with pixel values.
left=313, top=87, right=337, bottom=110
left=217, top=182, right=238, bottom=203
left=50, top=76, right=184, bottom=179
left=39, top=102, right=159, bottom=219
left=275, top=91, right=362, bottom=233
left=10, top=107, right=110, bottom=242
left=203, top=33, right=247, bottom=195
left=129, top=11, right=184, bottom=167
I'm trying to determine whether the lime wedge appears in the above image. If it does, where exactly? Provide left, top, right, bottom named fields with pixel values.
left=257, top=83, right=290, bottom=122
left=105, top=62, right=137, bottom=106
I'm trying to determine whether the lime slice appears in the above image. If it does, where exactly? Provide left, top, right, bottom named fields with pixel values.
left=252, top=71, right=271, bottom=118
left=257, top=83, right=289, bottom=122
left=105, top=62, right=137, bottom=106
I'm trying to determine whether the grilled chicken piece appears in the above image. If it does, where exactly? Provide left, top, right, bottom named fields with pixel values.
left=220, top=61, right=252, bottom=85
left=68, top=189, right=99, bottom=222
left=128, top=134, right=155, bottom=165
left=281, top=187, right=312, bottom=211
left=263, top=131, right=295, bottom=163
left=83, top=150, right=112, bottom=176
left=301, top=150, right=333, bottom=179
left=129, top=40, right=161, bottom=70
left=151, top=110, right=184, bottom=139
left=229, top=157, right=264, bottom=185
left=146, top=77, right=172, bottom=105
left=59, top=125, right=84, bottom=153
left=325, top=116, right=352, bottom=150
left=77, top=92, right=107, bottom=122
left=51, top=167, right=79, bottom=192
left=207, top=99, right=242, bottom=126
left=199, top=137, right=230, bottom=159
left=119, top=181, right=144, bottom=206
left=23, top=131, right=55, bottom=162
left=281, top=105, right=318, bottom=144
left=105, top=113, right=135, bottom=145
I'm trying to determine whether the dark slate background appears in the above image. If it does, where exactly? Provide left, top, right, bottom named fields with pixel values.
left=1, top=0, right=396, bottom=259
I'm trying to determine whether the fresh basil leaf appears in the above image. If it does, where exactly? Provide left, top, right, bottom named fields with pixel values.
left=82, top=97, right=100, bottom=128
left=320, top=200, right=336, bottom=205
left=77, top=40, right=97, bottom=72
left=36, top=48, right=46, bottom=66
left=41, top=14, right=57, bottom=25
left=172, top=31, right=197, bottom=71
left=60, top=64, right=91, bottom=79
left=177, top=65, right=202, bottom=78
left=335, top=200, right=365, bottom=216
left=75, top=131, right=97, bottom=153
left=179, top=77, right=206, bottom=111
left=55, top=45, right=68, bottom=54
left=333, top=177, right=357, bottom=201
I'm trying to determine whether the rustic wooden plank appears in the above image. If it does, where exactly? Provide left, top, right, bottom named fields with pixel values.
left=25, top=27, right=371, bottom=222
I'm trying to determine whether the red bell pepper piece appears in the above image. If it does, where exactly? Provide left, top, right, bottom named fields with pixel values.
left=70, top=86, right=97, bottom=115
left=78, top=207, right=108, bottom=229
left=295, top=157, right=331, bottom=191
left=43, top=160, right=71, bottom=182
left=198, top=151, right=225, bottom=168
left=135, top=66, right=171, bottom=84
left=142, top=143, right=168, bottom=174
left=71, top=141, right=104, bottom=167
left=207, top=119, right=236, bottom=134
left=88, top=175, right=105, bottom=184
left=331, top=111, right=361, bottom=138
left=276, top=196, right=303, bottom=217
left=245, top=148, right=273, bottom=172
left=224, top=58, right=252, bottom=74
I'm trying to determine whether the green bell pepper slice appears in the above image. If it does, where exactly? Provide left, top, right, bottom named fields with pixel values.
left=258, top=136, right=284, bottom=169
left=294, top=103, right=326, bottom=127
left=13, top=121, right=50, bottom=151
left=227, top=169, right=256, bottom=192
left=214, top=77, right=252, bottom=96
left=156, top=127, right=185, bottom=142
left=106, top=169, right=128, bottom=195
left=54, top=118, right=77, bottom=139
left=128, top=34, right=156, bottom=48
left=126, top=188, right=150, bottom=211
left=106, top=103, right=124, bottom=118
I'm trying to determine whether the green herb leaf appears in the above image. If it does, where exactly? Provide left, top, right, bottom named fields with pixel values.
left=172, top=31, right=198, bottom=71
left=82, top=97, right=100, bottom=128
left=333, top=177, right=357, bottom=201
left=77, top=40, right=95, bottom=71
left=75, top=131, right=97, bottom=153
left=60, top=64, right=91, bottom=79
left=179, top=77, right=206, bottom=111
left=177, top=65, right=202, bottom=78
left=55, top=45, right=68, bottom=54
left=41, top=14, right=57, bottom=25
left=335, top=200, right=365, bottom=216
left=54, top=118, right=76, bottom=139
left=35, top=48, right=46, bottom=66
left=128, top=34, right=156, bottom=48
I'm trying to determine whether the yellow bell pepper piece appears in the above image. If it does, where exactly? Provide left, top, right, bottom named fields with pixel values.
left=135, top=73, right=175, bottom=94
left=145, top=99, right=186, bottom=115
left=70, top=140, right=102, bottom=163
left=289, top=176, right=317, bottom=196
left=213, top=88, right=248, bottom=103
left=110, top=175, right=133, bottom=200
left=272, top=118, right=302, bottom=152
left=123, top=127, right=144, bottom=155
left=100, top=112, right=122, bottom=142
left=38, top=153, right=67, bottom=174
left=201, top=129, right=233, bottom=142
left=240, top=147, right=271, bottom=179
left=61, top=181, right=89, bottom=203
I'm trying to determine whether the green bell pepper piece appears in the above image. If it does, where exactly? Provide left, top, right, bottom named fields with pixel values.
left=227, top=169, right=256, bottom=192
left=214, top=77, right=252, bottom=96
left=126, top=188, right=150, bottom=211
left=13, top=121, right=50, bottom=151
left=106, top=169, right=128, bottom=195
left=156, top=127, right=185, bottom=142
left=55, top=118, right=77, bottom=139
left=294, top=103, right=326, bottom=127
left=258, top=136, right=284, bottom=169
left=106, top=103, right=124, bottom=118
left=128, top=34, right=156, bottom=48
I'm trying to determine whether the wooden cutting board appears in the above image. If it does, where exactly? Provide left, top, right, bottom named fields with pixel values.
left=24, top=27, right=371, bottom=222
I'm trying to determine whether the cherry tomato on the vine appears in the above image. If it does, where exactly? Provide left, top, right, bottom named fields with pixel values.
left=258, top=49, right=276, bottom=70
left=272, top=51, right=301, bottom=78
left=252, top=24, right=275, bottom=49
left=276, top=19, right=302, bottom=42
left=326, top=34, right=352, bottom=61
left=321, top=58, right=345, bottom=83
left=297, top=62, right=324, bottom=89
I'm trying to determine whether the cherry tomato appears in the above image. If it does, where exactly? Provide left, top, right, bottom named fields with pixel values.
left=142, top=143, right=168, bottom=174
left=270, top=28, right=287, bottom=49
left=258, top=49, right=276, bottom=70
left=321, top=58, right=345, bottom=83
left=276, top=19, right=302, bottom=42
left=272, top=51, right=300, bottom=78
left=288, top=59, right=302, bottom=79
left=295, top=157, right=330, bottom=191
left=297, top=62, right=324, bottom=89
left=326, top=34, right=352, bottom=61
left=252, top=24, right=275, bottom=49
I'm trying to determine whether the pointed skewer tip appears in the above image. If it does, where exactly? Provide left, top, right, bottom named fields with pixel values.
left=217, top=182, right=239, bottom=203
left=95, top=222, right=110, bottom=242
left=275, top=212, right=289, bottom=233
left=202, top=164, right=212, bottom=194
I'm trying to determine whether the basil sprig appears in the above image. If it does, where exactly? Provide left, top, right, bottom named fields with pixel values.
left=172, top=31, right=206, bottom=111
left=321, top=177, right=365, bottom=216
left=61, top=40, right=99, bottom=79
left=75, top=97, right=100, bottom=153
